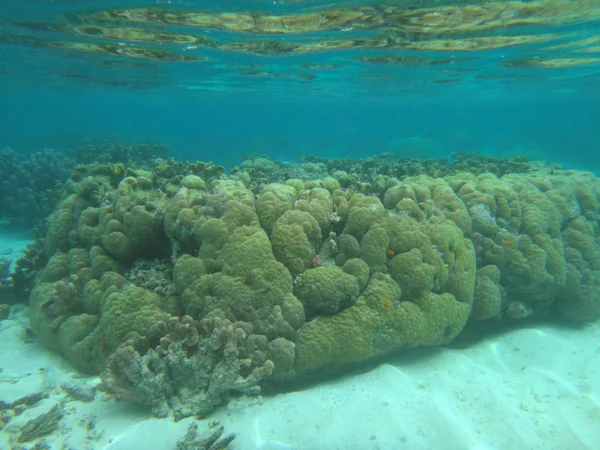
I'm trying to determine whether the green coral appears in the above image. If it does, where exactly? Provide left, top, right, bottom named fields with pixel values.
left=451, top=173, right=521, bottom=236
left=295, top=208, right=475, bottom=373
left=39, top=253, right=69, bottom=284
left=256, top=183, right=298, bottom=235
left=471, top=265, right=503, bottom=320
left=342, top=258, right=370, bottom=291
left=173, top=255, right=206, bottom=294
left=88, top=280, right=167, bottom=367
left=196, top=218, right=231, bottom=261
left=271, top=210, right=321, bottom=276
left=343, top=193, right=385, bottom=240
left=182, top=226, right=305, bottom=344
left=181, top=174, right=206, bottom=190
left=29, top=244, right=166, bottom=373
left=294, top=267, right=360, bottom=318
left=293, top=187, right=334, bottom=235
left=76, top=207, right=101, bottom=248
left=208, top=180, right=255, bottom=212
left=335, top=233, right=361, bottom=266
left=295, top=271, right=472, bottom=372
left=98, top=175, right=168, bottom=261
left=452, top=171, right=591, bottom=319
left=557, top=216, right=600, bottom=320
left=239, top=157, right=277, bottom=173
left=45, top=195, right=78, bottom=256
left=384, top=177, right=471, bottom=233
left=285, top=178, right=305, bottom=192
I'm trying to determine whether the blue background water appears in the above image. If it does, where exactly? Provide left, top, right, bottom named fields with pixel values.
left=1, top=0, right=600, bottom=171
left=3, top=91, right=600, bottom=171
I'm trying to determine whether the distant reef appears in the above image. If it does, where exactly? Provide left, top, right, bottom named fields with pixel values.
left=2, top=149, right=599, bottom=420
left=0, top=147, right=75, bottom=228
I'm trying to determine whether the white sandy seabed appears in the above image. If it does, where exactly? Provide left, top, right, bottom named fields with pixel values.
left=1, top=237, right=599, bottom=450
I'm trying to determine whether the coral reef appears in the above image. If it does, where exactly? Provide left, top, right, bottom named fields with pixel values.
left=0, top=147, right=75, bottom=227
left=300, top=152, right=535, bottom=184
left=19, top=152, right=600, bottom=419
left=67, top=141, right=171, bottom=166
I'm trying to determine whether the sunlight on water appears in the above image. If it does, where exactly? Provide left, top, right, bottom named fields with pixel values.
left=1, top=0, right=600, bottom=99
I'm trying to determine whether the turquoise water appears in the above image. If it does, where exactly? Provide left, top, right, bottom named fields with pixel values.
left=1, top=0, right=600, bottom=169
left=2, top=2, right=600, bottom=449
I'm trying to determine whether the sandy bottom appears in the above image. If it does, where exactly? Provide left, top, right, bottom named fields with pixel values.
left=1, top=239, right=599, bottom=450
left=0, top=232, right=34, bottom=271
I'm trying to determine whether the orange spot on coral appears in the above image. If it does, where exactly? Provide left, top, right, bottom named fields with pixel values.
left=387, top=248, right=395, bottom=256
left=383, top=299, right=392, bottom=308
left=503, top=240, right=512, bottom=247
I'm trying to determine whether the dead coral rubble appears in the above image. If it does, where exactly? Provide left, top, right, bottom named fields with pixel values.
left=176, top=421, right=236, bottom=450
left=17, top=403, right=64, bottom=443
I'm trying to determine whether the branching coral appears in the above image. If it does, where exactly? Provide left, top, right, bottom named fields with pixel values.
left=0, top=147, right=75, bottom=227
left=100, top=316, right=274, bottom=420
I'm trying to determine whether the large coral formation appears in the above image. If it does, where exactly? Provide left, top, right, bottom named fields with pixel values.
left=23, top=154, right=600, bottom=419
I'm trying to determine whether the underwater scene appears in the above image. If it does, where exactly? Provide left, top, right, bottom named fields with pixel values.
left=1, top=0, right=600, bottom=449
